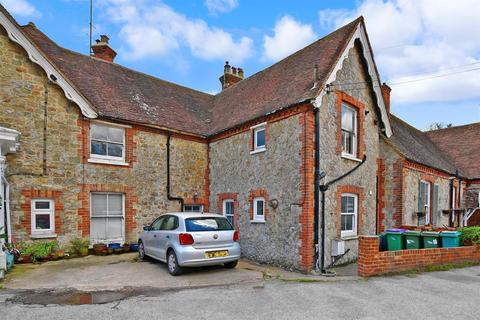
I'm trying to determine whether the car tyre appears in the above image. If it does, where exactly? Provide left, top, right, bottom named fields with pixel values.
left=167, top=250, right=183, bottom=276
left=138, top=241, right=145, bottom=261
left=224, top=260, right=238, bottom=269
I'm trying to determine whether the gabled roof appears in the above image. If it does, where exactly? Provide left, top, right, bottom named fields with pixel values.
left=426, top=123, right=480, bottom=179
left=386, top=115, right=458, bottom=175
left=0, top=5, right=391, bottom=137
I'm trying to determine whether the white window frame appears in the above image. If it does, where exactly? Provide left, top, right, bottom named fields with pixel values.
left=253, top=197, right=265, bottom=222
left=420, top=180, right=431, bottom=224
left=31, top=199, right=55, bottom=235
left=90, top=192, right=125, bottom=244
left=223, top=199, right=234, bottom=226
left=340, top=193, right=358, bottom=238
left=341, top=103, right=358, bottom=159
left=251, top=122, right=266, bottom=154
left=88, top=122, right=127, bottom=165
left=183, top=204, right=203, bottom=213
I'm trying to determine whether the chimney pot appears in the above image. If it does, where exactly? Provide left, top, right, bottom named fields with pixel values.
left=238, top=68, right=244, bottom=79
left=232, top=67, right=237, bottom=75
left=224, top=61, right=231, bottom=74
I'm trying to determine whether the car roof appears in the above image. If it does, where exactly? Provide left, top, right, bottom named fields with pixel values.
left=165, top=212, right=223, bottom=219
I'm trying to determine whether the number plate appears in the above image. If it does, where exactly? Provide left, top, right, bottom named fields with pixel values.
left=205, top=250, right=229, bottom=258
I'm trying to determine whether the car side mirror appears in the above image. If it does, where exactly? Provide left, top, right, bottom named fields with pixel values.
left=143, top=226, right=152, bottom=231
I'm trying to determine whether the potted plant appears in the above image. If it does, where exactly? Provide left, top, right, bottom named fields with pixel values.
left=70, top=238, right=90, bottom=257
left=93, top=243, right=107, bottom=255
left=19, top=253, right=32, bottom=264
left=458, top=226, right=480, bottom=246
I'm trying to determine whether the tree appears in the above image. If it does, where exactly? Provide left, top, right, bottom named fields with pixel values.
left=427, top=122, right=453, bottom=131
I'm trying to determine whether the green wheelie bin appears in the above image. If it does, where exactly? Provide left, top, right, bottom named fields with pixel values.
left=404, top=230, right=422, bottom=249
left=386, top=229, right=407, bottom=251
left=422, top=231, right=440, bottom=248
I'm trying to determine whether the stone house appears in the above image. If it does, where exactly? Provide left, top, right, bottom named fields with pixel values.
left=379, top=116, right=480, bottom=230
left=1, top=5, right=478, bottom=273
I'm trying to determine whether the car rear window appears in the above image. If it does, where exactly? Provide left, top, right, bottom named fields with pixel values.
left=185, top=217, right=233, bottom=232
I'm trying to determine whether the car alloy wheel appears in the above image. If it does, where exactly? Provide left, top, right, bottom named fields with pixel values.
left=167, top=251, right=182, bottom=276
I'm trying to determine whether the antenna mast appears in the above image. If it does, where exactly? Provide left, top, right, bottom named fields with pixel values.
left=89, top=0, right=93, bottom=55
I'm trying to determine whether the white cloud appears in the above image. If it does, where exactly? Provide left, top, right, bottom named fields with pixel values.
left=100, top=0, right=253, bottom=62
left=1, top=0, right=40, bottom=17
left=318, top=0, right=480, bottom=104
left=204, top=0, right=238, bottom=14
left=263, top=15, right=316, bottom=62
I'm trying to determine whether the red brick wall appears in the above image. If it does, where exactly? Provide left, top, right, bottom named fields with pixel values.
left=392, top=159, right=406, bottom=226
left=335, top=91, right=365, bottom=158
left=77, top=184, right=137, bottom=240
left=298, top=110, right=315, bottom=271
left=19, top=189, right=64, bottom=236
left=358, top=235, right=480, bottom=277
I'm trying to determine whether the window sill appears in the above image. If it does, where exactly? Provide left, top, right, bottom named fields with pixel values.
left=30, top=233, right=57, bottom=239
left=250, top=220, right=265, bottom=224
left=341, top=235, right=358, bottom=241
left=250, top=148, right=266, bottom=155
left=88, top=158, right=129, bottom=166
left=341, top=154, right=362, bottom=162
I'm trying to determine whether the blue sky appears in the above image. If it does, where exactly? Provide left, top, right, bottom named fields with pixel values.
left=2, top=0, right=480, bottom=130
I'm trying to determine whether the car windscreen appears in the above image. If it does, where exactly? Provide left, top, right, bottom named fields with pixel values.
left=185, top=217, right=233, bottom=232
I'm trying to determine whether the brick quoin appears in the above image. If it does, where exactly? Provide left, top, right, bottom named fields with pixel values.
left=358, top=235, right=480, bottom=277
left=248, top=189, right=269, bottom=221
left=77, top=184, right=137, bottom=240
left=298, top=110, right=315, bottom=272
left=392, top=159, right=405, bottom=226
left=19, top=189, right=64, bottom=236
left=336, top=185, right=365, bottom=237
left=217, top=193, right=239, bottom=230
left=376, top=158, right=386, bottom=233
left=335, top=91, right=365, bottom=158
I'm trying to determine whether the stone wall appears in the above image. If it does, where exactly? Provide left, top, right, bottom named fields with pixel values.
left=0, top=26, right=208, bottom=246
left=317, top=44, right=381, bottom=265
left=209, top=114, right=304, bottom=270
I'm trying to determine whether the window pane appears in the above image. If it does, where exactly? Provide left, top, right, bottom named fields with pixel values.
left=226, top=215, right=234, bottom=227
left=225, top=202, right=234, bottom=215
left=161, top=216, right=178, bottom=231
left=151, top=218, right=163, bottom=231
left=341, top=196, right=355, bottom=213
left=108, top=194, right=123, bottom=215
left=91, top=125, right=108, bottom=140
left=92, top=194, right=108, bottom=216
left=184, top=205, right=202, bottom=212
left=35, top=214, right=51, bottom=230
left=107, top=217, right=123, bottom=239
left=108, top=127, right=124, bottom=143
left=256, top=200, right=264, bottom=216
left=34, top=201, right=50, bottom=210
left=91, top=217, right=107, bottom=240
left=341, top=214, right=354, bottom=231
left=185, top=217, right=233, bottom=231
left=91, top=140, right=107, bottom=156
left=341, top=105, right=355, bottom=131
left=255, top=129, right=265, bottom=148
left=107, top=143, right=123, bottom=158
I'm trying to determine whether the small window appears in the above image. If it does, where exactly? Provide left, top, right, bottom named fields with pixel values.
left=223, top=199, right=234, bottom=227
left=340, top=194, right=357, bottom=237
left=253, top=197, right=265, bottom=222
left=90, top=123, right=125, bottom=161
left=341, top=104, right=357, bottom=157
left=31, top=199, right=55, bottom=235
left=253, top=125, right=266, bottom=151
left=183, top=204, right=203, bottom=213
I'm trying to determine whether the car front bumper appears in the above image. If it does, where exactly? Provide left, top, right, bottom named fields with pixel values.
left=176, top=243, right=241, bottom=267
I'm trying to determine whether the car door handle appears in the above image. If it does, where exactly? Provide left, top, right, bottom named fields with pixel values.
left=153, top=234, right=157, bottom=238
left=166, top=235, right=170, bottom=239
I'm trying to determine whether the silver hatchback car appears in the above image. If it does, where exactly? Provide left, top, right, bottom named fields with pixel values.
left=138, top=212, right=241, bottom=275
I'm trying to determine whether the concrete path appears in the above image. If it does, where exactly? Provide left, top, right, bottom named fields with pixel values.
left=1, top=265, right=480, bottom=319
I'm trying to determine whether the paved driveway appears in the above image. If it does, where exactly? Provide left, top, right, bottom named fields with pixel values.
left=3, top=253, right=263, bottom=291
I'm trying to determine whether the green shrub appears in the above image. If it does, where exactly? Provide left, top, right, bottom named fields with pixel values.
left=458, top=226, right=480, bottom=245
left=22, top=241, right=59, bottom=260
left=69, top=238, right=90, bottom=255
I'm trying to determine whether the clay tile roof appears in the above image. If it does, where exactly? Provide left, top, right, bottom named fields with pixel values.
left=426, top=123, right=480, bottom=179
left=15, top=12, right=362, bottom=137
left=387, top=115, right=459, bottom=175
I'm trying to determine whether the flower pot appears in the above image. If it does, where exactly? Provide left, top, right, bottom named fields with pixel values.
left=19, top=254, right=32, bottom=264
left=93, top=244, right=108, bottom=255
left=107, top=248, right=114, bottom=255
left=113, top=248, right=123, bottom=254
left=122, top=244, right=130, bottom=253
left=79, top=247, right=89, bottom=256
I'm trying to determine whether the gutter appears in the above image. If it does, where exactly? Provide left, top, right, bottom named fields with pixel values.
left=166, top=134, right=184, bottom=210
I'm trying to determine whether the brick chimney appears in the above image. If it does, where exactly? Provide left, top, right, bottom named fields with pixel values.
left=91, top=35, right=117, bottom=63
left=219, top=61, right=244, bottom=90
left=381, top=83, right=391, bottom=113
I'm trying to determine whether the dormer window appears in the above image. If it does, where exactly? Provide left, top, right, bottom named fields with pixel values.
left=89, top=122, right=127, bottom=165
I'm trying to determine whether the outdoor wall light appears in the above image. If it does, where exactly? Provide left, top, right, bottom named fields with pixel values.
left=269, top=198, right=279, bottom=209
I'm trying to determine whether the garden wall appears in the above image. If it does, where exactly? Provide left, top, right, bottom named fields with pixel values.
left=358, top=235, right=480, bottom=277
